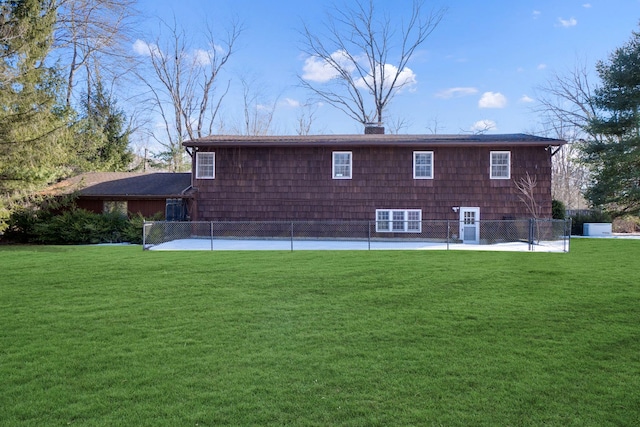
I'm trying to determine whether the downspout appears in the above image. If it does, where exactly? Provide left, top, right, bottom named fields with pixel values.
left=549, top=145, right=563, bottom=157
left=183, top=145, right=197, bottom=221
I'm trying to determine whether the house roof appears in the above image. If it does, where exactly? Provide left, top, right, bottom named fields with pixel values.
left=44, top=172, right=192, bottom=198
left=184, top=133, right=566, bottom=148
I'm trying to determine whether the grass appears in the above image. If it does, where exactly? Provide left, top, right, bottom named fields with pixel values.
left=1, top=239, right=639, bottom=426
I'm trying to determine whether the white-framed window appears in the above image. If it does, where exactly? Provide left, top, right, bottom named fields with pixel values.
left=376, top=210, right=390, bottom=231
left=332, top=151, right=352, bottom=179
left=490, top=151, right=510, bottom=179
left=376, top=209, right=422, bottom=233
left=196, top=152, right=215, bottom=179
left=413, top=151, right=433, bottom=179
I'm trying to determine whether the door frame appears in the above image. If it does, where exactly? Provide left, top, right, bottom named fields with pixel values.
left=459, top=207, right=480, bottom=244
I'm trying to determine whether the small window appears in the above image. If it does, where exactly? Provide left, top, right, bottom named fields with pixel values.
left=407, top=210, right=421, bottom=231
left=376, top=210, right=390, bottom=231
left=333, top=151, right=352, bottom=179
left=392, top=211, right=405, bottom=231
left=490, top=151, right=510, bottom=179
left=413, top=151, right=433, bottom=179
left=104, top=201, right=127, bottom=216
left=375, top=209, right=422, bottom=233
left=196, top=152, right=215, bottom=179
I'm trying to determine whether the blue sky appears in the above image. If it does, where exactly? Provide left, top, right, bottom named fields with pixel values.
left=132, top=0, right=640, bottom=136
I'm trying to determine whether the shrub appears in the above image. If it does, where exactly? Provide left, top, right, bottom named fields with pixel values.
left=121, top=212, right=163, bottom=244
left=570, top=210, right=612, bottom=235
left=612, top=215, right=640, bottom=233
left=31, top=209, right=126, bottom=244
left=2, top=196, right=160, bottom=245
left=552, top=199, right=566, bottom=219
left=1, top=194, right=72, bottom=243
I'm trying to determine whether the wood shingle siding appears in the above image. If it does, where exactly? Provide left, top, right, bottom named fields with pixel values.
left=185, top=138, right=559, bottom=222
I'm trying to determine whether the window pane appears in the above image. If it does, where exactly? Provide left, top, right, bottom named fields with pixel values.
left=392, top=211, right=405, bottom=231
left=197, top=153, right=215, bottom=179
left=376, top=209, right=422, bottom=233
left=414, top=152, right=432, bottom=178
left=376, top=210, right=389, bottom=231
left=104, top=201, right=127, bottom=216
left=333, top=152, right=352, bottom=178
left=407, top=210, right=421, bottom=231
left=491, top=152, right=509, bottom=178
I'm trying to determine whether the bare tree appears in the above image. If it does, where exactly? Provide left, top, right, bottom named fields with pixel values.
left=294, top=102, right=318, bottom=136
left=386, top=116, right=410, bottom=134
left=425, top=116, right=443, bottom=134
left=53, top=0, right=139, bottom=107
left=534, top=62, right=597, bottom=209
left=535, top=62, right=599, bottom=139
left=515, top=172, right=542, bottom=219
left=136, top=18, right=241, bottom=170
left=515, top=172, right=544, bottom=243
left=235, top=76, right=278, bottom=136
left=299, top=0, right=445, bottom=126
left=533, top=122, right=590, bottom=210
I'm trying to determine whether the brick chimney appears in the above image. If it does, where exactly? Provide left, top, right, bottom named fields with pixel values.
left=364, top=122, right=385, bottom=134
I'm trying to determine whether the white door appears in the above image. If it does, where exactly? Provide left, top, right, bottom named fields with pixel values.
left=460, top=207, right=480, bottom=244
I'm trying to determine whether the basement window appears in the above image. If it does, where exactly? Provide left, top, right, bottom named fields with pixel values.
left=376, top=209, right=422, bottom=233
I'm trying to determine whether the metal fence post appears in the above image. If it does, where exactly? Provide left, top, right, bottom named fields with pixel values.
left=529, top=218, right=534, bottom=251
left=291, top=221, right=294, bottom=252
left=210, top=221, right=214, bottom=251
left=142, top=221, right=147, bottom=250
left=368, top=221, right=371, bottom=250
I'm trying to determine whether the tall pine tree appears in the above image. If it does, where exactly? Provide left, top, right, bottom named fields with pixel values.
left=583, top=27, right=640, bottom=215
left=75, top=79, right=133, bottom=171
left=0, top=0, right=74, bottom=196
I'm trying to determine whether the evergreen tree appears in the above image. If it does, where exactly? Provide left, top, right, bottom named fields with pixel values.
left=583, top=27, right=640, bottom=215
left=0, top=0, right=74, bottom=195
left=76, top=79, right=133, bottom=171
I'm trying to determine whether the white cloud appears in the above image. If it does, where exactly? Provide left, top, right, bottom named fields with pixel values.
left=256, top=104, right=273, bottom=111
left=282, top=98, right=301, bottom=108
left=192, top=49, right=212, bottom=66
left=133, top=39, right=159, bottom=56
left=557, top=17, right=578, bottom=27
left=537, top=63, right=547, bottom=70
left=520, top=95, right=534, bottom=103
left=435, top=87, right=478, bottom=99
left=355, top=63, right=417, bottom=92
left=302, top=51, right=417, bottom=92
left=532, top=10, right=541, bottom=19
left=583, top=3, right=592, bottom=8
left=471, top=120, right=497, bottom=133
left=478, top=92, right=507, bottom=109
left=302, top=50, right=356, bottom=83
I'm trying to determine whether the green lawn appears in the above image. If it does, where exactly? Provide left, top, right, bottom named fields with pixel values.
left=1, top=240, right=639, bottom=426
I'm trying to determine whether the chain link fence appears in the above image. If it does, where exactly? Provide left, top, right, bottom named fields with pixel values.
left=143, top=219, right=571, bottom=252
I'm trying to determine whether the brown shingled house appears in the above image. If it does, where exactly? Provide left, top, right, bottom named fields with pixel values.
left=48, top=172, right=192, bottom=220
left=182, top=132, right=565, bottom=240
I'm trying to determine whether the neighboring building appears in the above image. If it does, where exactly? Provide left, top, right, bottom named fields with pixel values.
left=45, top=172, right=192, bottom=220
left=182, top=132, right=566, bottom=230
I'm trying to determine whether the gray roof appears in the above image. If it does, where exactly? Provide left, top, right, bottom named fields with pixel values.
left=46, top=172, right=191, bottom=198
left=184, top=133, right=566, bottom=148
